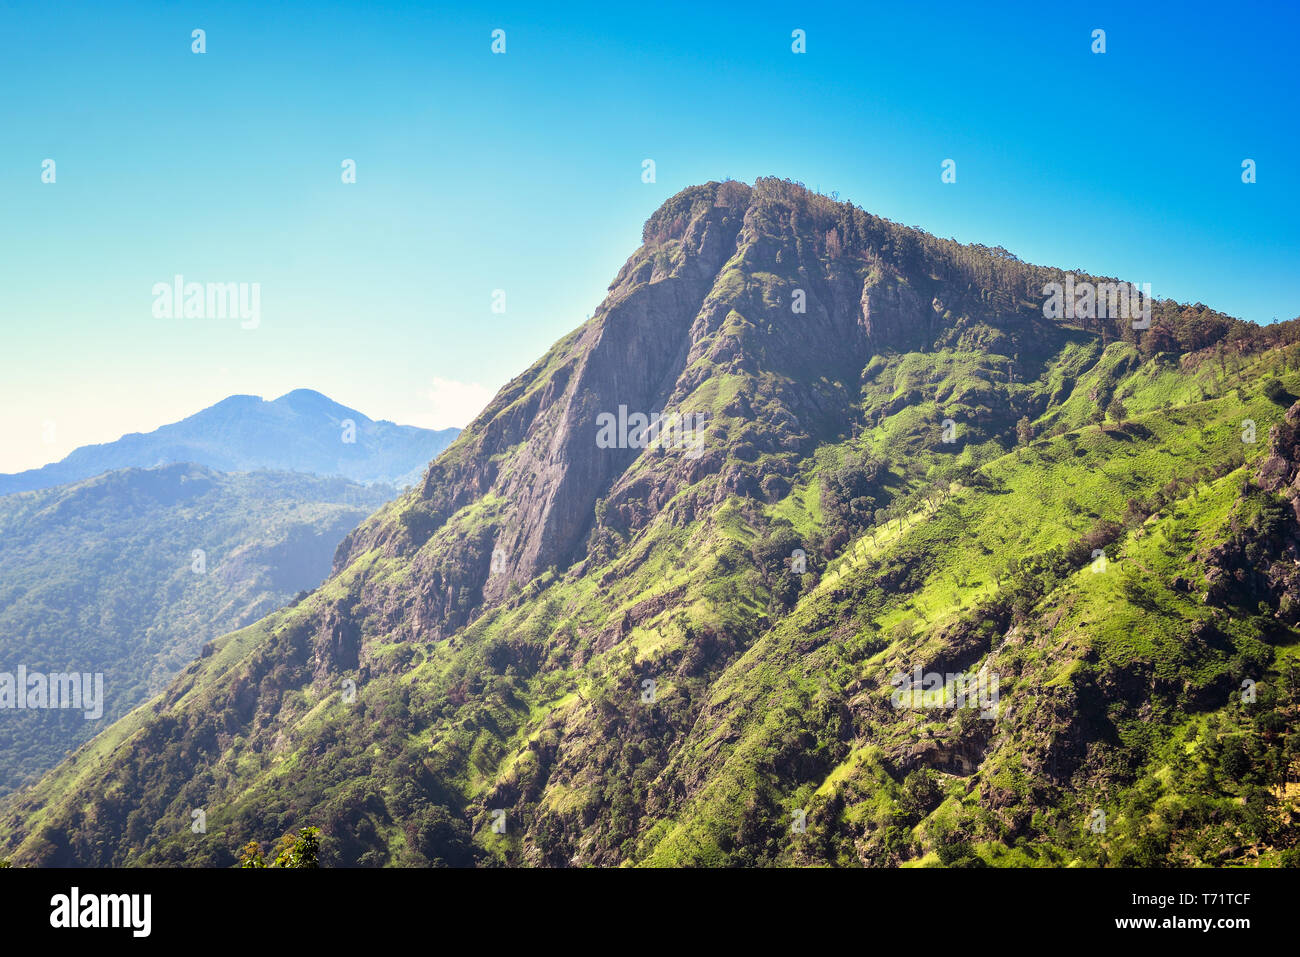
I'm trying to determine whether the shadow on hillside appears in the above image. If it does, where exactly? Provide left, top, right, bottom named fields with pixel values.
left=1100, top=422, right=1154, bottom=442
left=1259, top=618, right=1300, bottom=647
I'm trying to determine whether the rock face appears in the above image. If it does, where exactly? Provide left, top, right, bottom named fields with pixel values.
left=1202, top=399, right=1300, bottom=622
left=1256, top=401, right=1300, bottom=496
left=860, top=271, right=932, bottom=352
left=333, top=180, right=1068, bottom=637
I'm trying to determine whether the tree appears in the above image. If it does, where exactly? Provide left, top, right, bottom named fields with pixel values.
left=239, top=827, right=321, bottom=868
left=1105, top=396, right=1127, bottom=426
left=887, top=616, right=917, bottom=645
left=1015, top=416, right=1034, bottom=445
left=898, top=770, right=941, bottom=824
left=238, top=841, right=266, bottom=868
left=273, top=827, right=321, bottom=868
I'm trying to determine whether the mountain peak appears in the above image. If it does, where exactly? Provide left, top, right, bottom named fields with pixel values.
left=0, top=391, right=459, bottom=494
left=272, top=388, right=364, bottom=421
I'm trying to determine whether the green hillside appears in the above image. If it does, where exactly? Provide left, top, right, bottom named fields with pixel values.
left=3, top=180, right=1297, bottom=867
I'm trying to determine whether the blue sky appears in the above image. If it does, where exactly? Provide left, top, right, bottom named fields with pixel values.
left=1, top=0, right=1296, bottom=472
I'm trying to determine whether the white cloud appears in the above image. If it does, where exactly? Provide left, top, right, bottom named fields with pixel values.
left=417, top=377, right=493, bottom=431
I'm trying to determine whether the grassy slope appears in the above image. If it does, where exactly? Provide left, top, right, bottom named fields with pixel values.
left=639, top=345, right=1298, bottom=866
left=5, top=333, right=1298, bottom=867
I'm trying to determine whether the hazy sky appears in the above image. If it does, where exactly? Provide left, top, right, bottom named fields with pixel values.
left=2, top=0, right=1297, bottom=473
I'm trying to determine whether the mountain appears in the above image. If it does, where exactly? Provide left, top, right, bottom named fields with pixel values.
left=4, top=178, right=1299, bottom=867
left=0, top=389, right=459, bottom=494
left=0, top=463, right=393, bottom=796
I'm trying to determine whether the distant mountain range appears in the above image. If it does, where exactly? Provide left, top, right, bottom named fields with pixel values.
left=0, top=463, right=395, bottom=796
left=0, top=389, right=459, bottom=495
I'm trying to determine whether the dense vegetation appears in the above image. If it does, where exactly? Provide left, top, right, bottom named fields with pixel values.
left=238, top=827, right=321, bottom=868
left=3, top=180, right=1298, bottom=867
left=0, top=464, right=392, bottom=795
